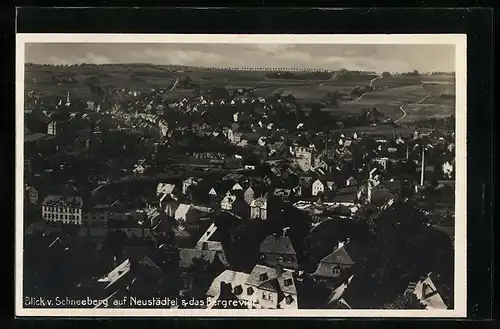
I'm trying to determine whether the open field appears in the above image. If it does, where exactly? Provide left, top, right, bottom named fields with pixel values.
left=340, top=82, right=456, bottom=122
left=371, top=74, right=455, bottom=89
left=398, top=103, right=454, bottom=124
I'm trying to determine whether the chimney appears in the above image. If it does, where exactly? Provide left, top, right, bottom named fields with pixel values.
left=220, top=281, right=232, bottom=296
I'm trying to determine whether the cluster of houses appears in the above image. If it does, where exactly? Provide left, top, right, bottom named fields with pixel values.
left=23, top=79, right=455, bottom=311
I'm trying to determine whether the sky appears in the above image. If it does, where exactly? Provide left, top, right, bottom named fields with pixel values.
left=25, top=43, right=456, bottom=73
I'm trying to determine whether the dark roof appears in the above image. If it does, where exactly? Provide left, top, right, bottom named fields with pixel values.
left=259, top=235, right=296, bottom=255
left=179, top=248, right=228, bottom=269
left=320, top=242, right=364, bottom=265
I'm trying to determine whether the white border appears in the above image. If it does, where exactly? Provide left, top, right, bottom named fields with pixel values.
left=15, top=34, right=467, bottom=318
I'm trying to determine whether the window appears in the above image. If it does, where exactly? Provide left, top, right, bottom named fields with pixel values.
left=262, top=292, right=267, bottom=300
left=59, top=208, right=63, bottom=212
left=260, top=254, right=266, bottom=260
left=247, top=287, right=254, bottom=295
left=259, top=273, right=268, bottom=282
left=333, top=266, right=341, bottom=276
left=285, top=295, right=293, bottom=305
left=278, top=255, right=284, bottom=262
left=284, top=278, right=293, bottom=287
left=233, top=285, right=243, bottom=295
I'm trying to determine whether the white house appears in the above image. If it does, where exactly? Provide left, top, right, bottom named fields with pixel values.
left=250, top=196, right=267, bottom=220
left=312, top=179, right=325, bottom=196
left=205, top=264, right=298, bottom=309
left=221, top=193, right=237, bottom=211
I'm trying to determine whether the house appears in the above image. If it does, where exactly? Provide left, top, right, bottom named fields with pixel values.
left=273, top=188, right=291, bottom=199
left=331, top=186, right=359, bottom=207
left=157, top=183, right=177, bottom=206
left=250, top=196, right=268, bottom=220
left=82, top=204, right=112, bottom=227
left=220, top=193, right=237, bottom=211
left=312, top=240, right=363, bottom=284
left=178, top=248, right=230, bottom=296
left=42, top=195, right=84, bottom=225
left=221, top=192, right=250, bottom=219
left=47, top=121, right=63, bottom=135
left=246, top=265, right=299, bottom=309
left=294, top=146, right=316, bottom=171
left=411, top=272, right=450, bottom=310
left=244, top=186, right=256, bottom=205
left=312, top=179, right=326, bottom=197
left=206, top=270, right=253, bottom=308
left=182, top=177, right=200, bottom=195
left=346, top=176, right=357, bottom=187
left=164, top=198, right=180, bottom=217
left=97, top=255, right=165, bottom=301
left=231, top=132, right=243, bottom=144
left=232, top=182, right=244, bottom=191
left=259, top=233, right=299, bottom=270
left=174, top=204, right=201, bottom=224
left=358, top=178, right=402, bottom=205
left=133, top=164, right=146, bottom=175
left=206, top=265, right=299, bottom=309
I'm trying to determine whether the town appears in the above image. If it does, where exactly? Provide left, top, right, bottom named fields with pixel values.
left=23, top=62, right=456, bottom=310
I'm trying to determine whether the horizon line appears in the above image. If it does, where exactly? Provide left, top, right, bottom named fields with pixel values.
left=24, top=62, right=456, bottom=75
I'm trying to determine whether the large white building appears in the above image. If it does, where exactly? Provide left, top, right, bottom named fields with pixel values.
left=42, top=195, right=84, bottom=225
left=47, top=121, right=62, bottom=136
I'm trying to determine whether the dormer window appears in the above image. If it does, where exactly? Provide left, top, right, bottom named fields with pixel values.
left=259, top=273, right=269, bottom=282
left=202, top=242, right=209, bottom=250
left=332, top=266, right=341, bottom=276
left=284, top=278, right=293, bottom=287
left=233, top=285, right=243, bottom=295
left=278, top=255, right=284, bottom=262
left=247, top=287, right=254, bottom=295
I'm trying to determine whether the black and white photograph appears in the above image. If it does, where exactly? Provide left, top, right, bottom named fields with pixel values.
left=16, top=34, right=467, bottom=317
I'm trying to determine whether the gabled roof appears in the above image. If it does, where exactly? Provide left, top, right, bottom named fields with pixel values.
left=245, top=264, right=279, bottom=289
left=98, top=259, right=132, bottom=290
left=157, top=183, right=175, bottom=195
left=320, top=246, right=354, bottom=265
left=259, top=235, right=296, bottom=255
left=179, top=248, right=229, bottom=269
left=206, top=270, right=250, bottom=297
left=174, top=203, right=191, bottom=219
left=320, top=242, right=364, bottom=266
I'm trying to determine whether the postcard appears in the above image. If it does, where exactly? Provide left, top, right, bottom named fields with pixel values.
left=16, top=34, right=467, bottom=317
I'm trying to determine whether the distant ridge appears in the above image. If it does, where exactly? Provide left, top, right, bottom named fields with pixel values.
left=24, top=62, right=455, bottom=75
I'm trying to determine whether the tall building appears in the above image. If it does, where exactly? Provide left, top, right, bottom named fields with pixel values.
left=47, top=121, right=62, bottom=135
left=42, top=195, right=84, bottom=225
